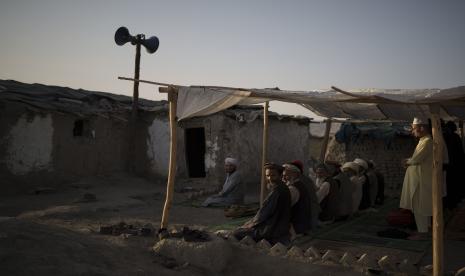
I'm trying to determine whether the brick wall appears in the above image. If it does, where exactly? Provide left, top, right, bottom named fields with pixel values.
left=325, top=135, right=416, bottom=195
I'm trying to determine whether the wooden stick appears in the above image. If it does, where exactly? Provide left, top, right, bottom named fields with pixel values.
left=160, top=87, right=178, bottom=229
left=260, top=101, right=270, bottom=207
left=429, top=104, right=444, bottom=276
left=319, top=119, right=332, bottom=162
left=119, top=76, right=179, bottom=88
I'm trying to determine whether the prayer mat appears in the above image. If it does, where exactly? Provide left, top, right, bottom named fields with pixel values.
left=294, top=199, right=431, bottom=252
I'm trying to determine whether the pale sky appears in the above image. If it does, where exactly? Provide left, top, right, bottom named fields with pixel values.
left=1, top=0, right=464, bottom=117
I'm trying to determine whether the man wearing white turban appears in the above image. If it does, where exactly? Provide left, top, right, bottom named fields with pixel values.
left=400, top=118, right=433, bottom=239
left=341, top=162, right=364, bottom=213
left=202, top=157, right=245, bottom=207
left=283, top=162, right=313, bottom=236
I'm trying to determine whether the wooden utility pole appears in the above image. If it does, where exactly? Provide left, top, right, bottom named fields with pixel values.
left=429, top=105, right=444, bottom=276
left=132, top=39, right=141, bottom=119
left=160, top=87, right=178, bottom=229
left=260, top=101, right=269, bottom=207
left=319, top=119, right=332, bottom=162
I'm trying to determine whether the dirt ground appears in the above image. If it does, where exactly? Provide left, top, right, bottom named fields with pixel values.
left=1, top=173, right=463, bottom=275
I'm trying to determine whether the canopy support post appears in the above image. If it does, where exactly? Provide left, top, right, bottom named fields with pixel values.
left=260, top=101, right=269, bottom=207
left=319, top=119, right=332, bottom=162
left=430, top=105, right=444, bottom=276
left=160, top=87, right=178, bottom=229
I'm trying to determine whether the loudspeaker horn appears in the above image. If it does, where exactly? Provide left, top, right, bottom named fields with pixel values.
left=114, top=26, right=132, bottom=46
left=142, top=36, right=160, bottom=54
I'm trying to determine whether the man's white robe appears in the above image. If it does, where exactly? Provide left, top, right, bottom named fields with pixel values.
left=400, top=135, right=433, bottom=216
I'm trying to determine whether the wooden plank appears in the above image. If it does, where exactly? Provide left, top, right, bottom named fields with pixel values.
left=118, top=76, right=177, bottom=87
left=429, top=104, right=444, bottom=276
left=319, top=119, right=332, bottom=162
left=260, top=101, right=269, bottom=207
left=160, top=87, right=178, bottom=229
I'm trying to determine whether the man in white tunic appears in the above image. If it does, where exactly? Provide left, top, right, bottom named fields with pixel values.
left=400, top=118, right=433, bottom=239
left=202, top=157, right=244, bottom=207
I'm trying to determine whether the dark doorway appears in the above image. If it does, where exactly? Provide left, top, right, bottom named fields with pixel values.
left=185, top=127, right=206, bottom=178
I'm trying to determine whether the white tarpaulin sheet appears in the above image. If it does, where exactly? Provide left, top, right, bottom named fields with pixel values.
left=176, top=85, right=465, bottom=121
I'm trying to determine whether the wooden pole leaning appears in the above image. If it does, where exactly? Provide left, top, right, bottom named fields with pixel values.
left=260, top=101, right=270, bottom=207
left=319, top=119, right=332, bottom=162
left=429, top=104, right=444, bottom=276
left=160, top=86, right=178, bottom=229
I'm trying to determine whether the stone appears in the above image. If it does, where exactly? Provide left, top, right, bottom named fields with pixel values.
left=322, top=250, right=339, bottom=263
left=377, top=255, right=397, bottom=272
left=357, top=253, right=378, bottom=269
left=239, top=235, right=256, bottom=247
left=339, top=252, right=357, bottom=267
left=256, top=239, right=271, bottom=251
left=304, top=246, right=321, bottom=260
left=269, top=242, right=287, bottom=257
left=285, top=245, right=304, bottom=260
left=153, top=236, right=232, bottom=273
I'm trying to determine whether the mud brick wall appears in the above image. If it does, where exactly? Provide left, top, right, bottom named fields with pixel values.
left=325, top=135, right=416, bottom=194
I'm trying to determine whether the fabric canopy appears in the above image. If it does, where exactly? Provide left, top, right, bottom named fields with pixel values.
left=176, top=85, right=465, bottom=121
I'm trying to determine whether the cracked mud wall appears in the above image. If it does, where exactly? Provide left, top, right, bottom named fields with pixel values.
left=0, top=103, right=131, bottom=193
left=51, top=113, right=129, bottom=179
left=222, top=116, right=310, bottom=190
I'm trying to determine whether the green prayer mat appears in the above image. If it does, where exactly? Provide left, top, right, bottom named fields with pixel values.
left=297, top=198, right=431, bottom=252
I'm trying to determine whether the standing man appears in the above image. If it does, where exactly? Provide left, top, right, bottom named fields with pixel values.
left=202, top=157, right=244, bottom=207
left=400, top=118, right=433, bottom=240
left=233, top=163, right=291, bottom=245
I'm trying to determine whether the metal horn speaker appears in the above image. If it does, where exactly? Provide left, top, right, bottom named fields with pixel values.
left=142, top=36, right=160, bottom=54
left=114, top=26, right=132, bottom=46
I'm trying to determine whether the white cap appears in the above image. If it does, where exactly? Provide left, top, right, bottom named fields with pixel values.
left=283, top=163, right=301, bottom=174
left=353, top=158, right=368, bottom=170
left=412, top=117, right=426, bottom=125
left=225, top=157, right=238, bottom=167
left=341, top=162, right=358, bottom=172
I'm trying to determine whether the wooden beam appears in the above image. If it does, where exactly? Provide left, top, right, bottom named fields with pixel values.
left=160, top=87, right=178, bottom=229
left=260, top=101, right=270, bottom=207
left=319, top=119, right=332, bottom=162
left=159, top=87, right=170, bottom=93
left=429, top=104, right=444, bottom=276
left=118, top=76, right=177, bottom=87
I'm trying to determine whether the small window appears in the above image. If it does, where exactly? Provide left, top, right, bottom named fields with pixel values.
left=73, top=119, right=91, bottom=137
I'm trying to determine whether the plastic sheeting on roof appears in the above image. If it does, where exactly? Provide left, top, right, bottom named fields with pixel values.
left=176, top=85, right=465, bottom=121
left=0, top=79, right=167, bottom=116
